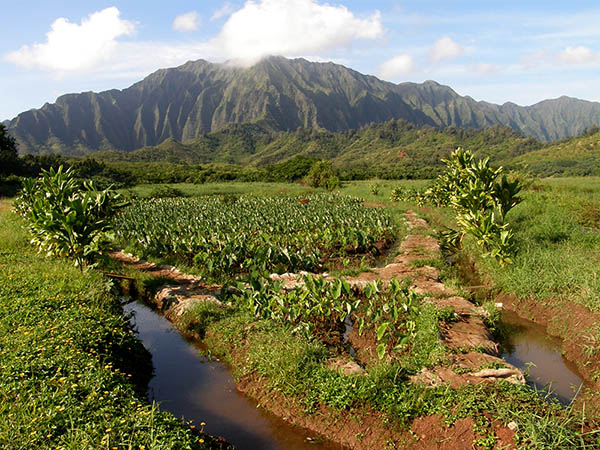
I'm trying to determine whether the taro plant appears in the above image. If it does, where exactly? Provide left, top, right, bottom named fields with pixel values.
left=369, top=183, right=381, bottom=196
left=231, top=274, right=359, bottom=339
left=358, top=279, right=421, bottom=359
left=231, top=274, right=423, bottom=360
left=14, top=166, right=127, bottom=268
left=116, top=194, right=394, bottom=280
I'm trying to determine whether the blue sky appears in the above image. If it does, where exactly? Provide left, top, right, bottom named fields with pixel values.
left=2, top=1, right=600, bottom=121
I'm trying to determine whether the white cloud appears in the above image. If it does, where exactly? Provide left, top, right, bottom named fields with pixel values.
left=430, top=36, right=463, bottom=62
left=5, top=7, right=135, bottom=74
left=211, top=0, right=383, bottom=65
left=557, top=46, right=596, bottom=65
left=173, top=11, right=200, bottom=32
left=377, top=54, right=414, bottom=79
left=211, top=2, right=236, bottom=21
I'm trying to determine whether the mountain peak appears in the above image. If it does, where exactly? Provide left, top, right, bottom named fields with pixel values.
left=7, top=56, right=600, bottom=155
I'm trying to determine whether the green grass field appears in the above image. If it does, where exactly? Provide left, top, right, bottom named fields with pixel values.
left=0, top=210, right=217, bottom=449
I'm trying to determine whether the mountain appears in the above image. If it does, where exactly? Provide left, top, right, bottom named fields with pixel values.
left=7, top=56, right=600, bottom=155
left=510, top=126, right=600, bottom=176
left=96, top=120, right=542, bottom=171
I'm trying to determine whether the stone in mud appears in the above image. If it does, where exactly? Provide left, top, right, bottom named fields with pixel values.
left=155, top=285, right=222, bottom=318
left=327, top=357, right=365, bottom=376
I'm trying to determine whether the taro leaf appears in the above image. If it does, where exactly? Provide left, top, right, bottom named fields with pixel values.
left=332, top=280, right=342, bottom=299
left=376, top=321, right=389, bottom=341
left=376, top=343, right=386, bottom=360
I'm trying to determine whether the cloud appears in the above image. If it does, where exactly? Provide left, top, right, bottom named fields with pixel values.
left=521, top=47, right=599, bottom=69
left=173, top=11, right=200, bottom=31
left=377, top=54, right=414, bottom=79
left=211, top=0, right=383, bottom=65
left=557, top=46, right=596, bottom=65
left=5, top=7, right=135, bottom=74
left=211, top=2, right=236, bottom=21
left=430, top=36, right=463, bottom=61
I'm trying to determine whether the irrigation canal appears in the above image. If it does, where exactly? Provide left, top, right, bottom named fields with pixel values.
left=124, top=300, right=339, bottom=449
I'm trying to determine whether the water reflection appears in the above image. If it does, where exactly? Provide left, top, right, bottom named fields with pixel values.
left=500, top=309, right=585, bottom=404
left=124, top=301, right=339, bottom=449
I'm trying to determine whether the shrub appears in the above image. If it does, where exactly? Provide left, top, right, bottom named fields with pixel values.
left=306, top=160, right=340, bottom=190
left=14, top=166, right=127, bottom=267
left=426, top=148, right=523, bottom=265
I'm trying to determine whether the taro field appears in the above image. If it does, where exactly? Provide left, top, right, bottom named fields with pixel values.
left=115, top=193, right=396, bottom=279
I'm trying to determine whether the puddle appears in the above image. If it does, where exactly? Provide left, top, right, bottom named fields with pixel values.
left=124, top=300, right=339, bottom=449
left=500, top=309, right=585, bottom=404
left=375, top=241, right=401, bottom=268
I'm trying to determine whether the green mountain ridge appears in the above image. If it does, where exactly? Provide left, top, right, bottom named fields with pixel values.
left=95, top=120, right=542, bottom=172
left=8, top=56, right=600, bottom=155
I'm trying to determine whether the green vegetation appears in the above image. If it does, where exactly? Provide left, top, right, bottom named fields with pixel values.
left=232, top=275, right=430, bottom=361
left=125, top=181, right=314, bottom=198
left=6, top=141, right=600, bottom=448
left=511, top=127, right=600, bottom=176
left=0, top=210, right=217, bottom=449
left=305, top=160, right=340, bottom=189
left=15, top=166, right=127, bottom=267
left=174, top=275, right=599, bottom=449
left=473, top=178, right=600, bottom=312
left=95, top=121, right=540, bottom=180
left=425, top=148, right=523, bottom=265
left=116, top=193, right=395, bottom=280
left=0, top=123, right=19, bottom=176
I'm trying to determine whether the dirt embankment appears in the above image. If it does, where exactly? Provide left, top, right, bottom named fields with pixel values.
left=112, top=211, right=518, bottom=449
left=455, top=251, right=600, bottom=408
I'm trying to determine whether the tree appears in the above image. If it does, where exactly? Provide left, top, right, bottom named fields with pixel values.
left=0, top=124, right=19, bottom=175
left=306, top=160, right=340, bottom=190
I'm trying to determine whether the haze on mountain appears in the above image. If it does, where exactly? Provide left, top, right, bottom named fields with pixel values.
left=7, top=56, right=600, bottom=156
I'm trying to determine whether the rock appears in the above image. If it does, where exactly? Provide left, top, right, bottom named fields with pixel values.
left=327, top=357, right=365, bottom=376
left=155, top=285, right=222, bottom=318
left=507, top=421, right=518, bottom=431
left=442, top=317, right=499, bottom=355
left=470, top=368, right=525, bottom=385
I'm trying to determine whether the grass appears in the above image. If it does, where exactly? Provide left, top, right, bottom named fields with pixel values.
left=473, top=180, right=600, bottom=313
left=0, top=210, right=221, bottom=449
left=122, top=181, right=317, bottom=198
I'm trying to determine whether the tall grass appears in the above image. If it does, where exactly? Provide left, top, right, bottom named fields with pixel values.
left=475, top=181, right=600, bottom=312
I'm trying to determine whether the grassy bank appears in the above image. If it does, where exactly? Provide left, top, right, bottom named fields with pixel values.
left=473, top=178, right=600, bottom=312
left=0, top=208, right=221, bottom=449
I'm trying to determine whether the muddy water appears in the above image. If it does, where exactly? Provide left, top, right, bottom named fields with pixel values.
left=124, top=300, right=339, bottom=449
left=500, top=309, right=585, bottom=404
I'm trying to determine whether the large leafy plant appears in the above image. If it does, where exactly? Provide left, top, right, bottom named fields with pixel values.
left=427, top=148, right=523, bottom=265
left=15, top=166, right=127, bottom=267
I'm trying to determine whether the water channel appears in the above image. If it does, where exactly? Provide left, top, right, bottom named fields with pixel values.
left=123, top=297, right=587, bottom=449
left=123, top=300, right=339, bottom=450
left=499, top=309, right=586, bottom=404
